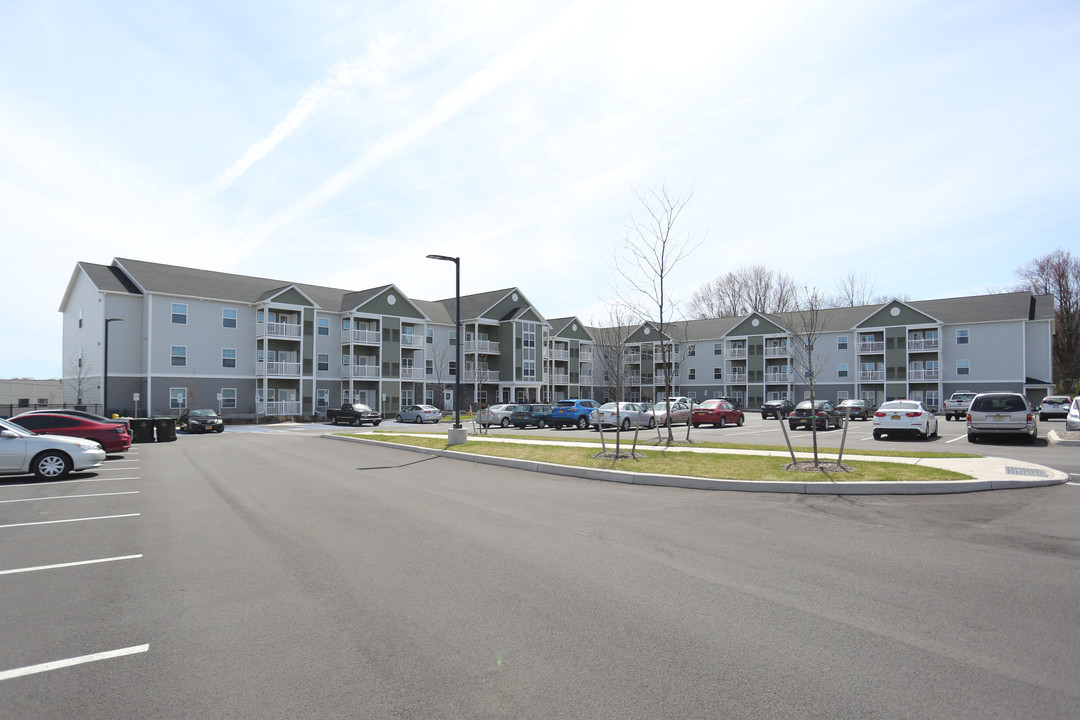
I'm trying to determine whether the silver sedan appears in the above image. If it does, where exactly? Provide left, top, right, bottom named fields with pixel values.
left=648, top=401, right=692, bottom=426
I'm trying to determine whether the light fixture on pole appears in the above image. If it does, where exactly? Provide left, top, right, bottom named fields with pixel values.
left=103, top=317, right=123, bottom=416
left=426, top=254, right=465, bottom=444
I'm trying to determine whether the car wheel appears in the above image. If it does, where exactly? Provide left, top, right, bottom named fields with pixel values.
left=761, top=413, right=768, bottom=420
left=1027, top=432, right=1037, bottom=444
left=621, top=418, right=631, bottom=431
left=967, top=433, right=978, bottom=443
left=873, top=430, right=882, bottom=440
left=692, top=423, right=700, bottom=428
left=215, top=426, right=224, bottom=433
left=1039, top=414, right=1047, bottom=422
left=395, top=415, right=403, bottom=422
left=537, top=419, right=546, bottom=429
left=789, top=423, right=797, bottom=431
left=647, top=417, right=655, bottom=429
left=351, top=417, right=360, bottom=427
left=576, top=416, right=588, bottom=430
left=373, top=420, right=381, bottom=426
left=482, top=423, right=490, bottom=429
left=500, top=418, right=510, bottom=428
left=331, top=417, right=339, bottom=425
left=719, top=417, right=726, bottom=428
left=414, top=416, right=423, bottom=424
left=33, top=451, right=71, bottom=480
left=736, top=415, right=744, bottom=427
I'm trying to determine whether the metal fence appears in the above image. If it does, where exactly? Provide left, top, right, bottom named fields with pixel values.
left=0, top=402, right=103, bottom=419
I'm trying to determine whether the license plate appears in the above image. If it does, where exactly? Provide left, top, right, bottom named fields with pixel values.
left=993, top=415, right=1006, bottom=421
left=891, top=415, right=900, bottom=420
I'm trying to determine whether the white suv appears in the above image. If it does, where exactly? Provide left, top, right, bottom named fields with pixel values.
left=966, top=392, right=1038, bottom=444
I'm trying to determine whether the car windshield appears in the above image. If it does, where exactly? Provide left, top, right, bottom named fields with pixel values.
left=1044, top=397, right=1068, bottom=403
left=839, top=400, right=861, bottom=407
left=191, top=409, right=219, bottom=417
left=971, top=395, right=1027, bottom=412
left=0, top=417, right=33, bottom=437
left=555, top=401, right=576, bottom=407
left=598, top=403, right=618, bottom=411
left=880, top=401, right=919, bottom=411
left=353, top=404, right=374, bottom=412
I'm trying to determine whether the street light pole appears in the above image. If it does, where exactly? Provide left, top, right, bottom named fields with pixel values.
left=103, top=317, right=123, bottom=417
left=426, top=254, right=466, bottom=445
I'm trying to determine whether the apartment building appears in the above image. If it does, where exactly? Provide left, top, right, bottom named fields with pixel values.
left=59, top=258, right=1053, bottom=417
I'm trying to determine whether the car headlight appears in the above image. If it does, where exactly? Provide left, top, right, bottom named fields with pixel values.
left=77, top=441, right=101, bottom=450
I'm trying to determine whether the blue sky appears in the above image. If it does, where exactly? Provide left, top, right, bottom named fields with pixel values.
left=2, top=0, right=1077, bottom=378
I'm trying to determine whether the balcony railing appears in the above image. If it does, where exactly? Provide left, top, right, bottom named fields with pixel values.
left=578, top=374, right=594, bottom=386
left=908, top=369, right=940, bottom=380
left=858, top=342, right=885, bottom=353
left=401, top=334, right=425, bottom=347
left=858, top=370, right=885, bottom=382
left=257, top=321, right=302, bottom=339
left=347, top=365, right=381, bottom=379
left=728, top=373, right=747, bottom=384
left=579, top=351, right=594, bottom=363
left=400, top=367, right=425, bottom=380
left=908, top=339, right=940, bottom=351
left=543, top=373, right=571, bottom=384
left=625, top=353, right=641, bottom=364
left=464, top=340, right=500, bottom=354
left=549, top=349, right=570, bottom=361
left=256, top=361, right=301, bottom=377
left=764, top=346, right=789, bottom=357
left=462, top=370, right=500, bottom=382
left=727, top=348, right=747, bottom=359
left=764, top=372, right=790, bottom=383
left=343, top=329, right=381, bottom=345
left=259, top=400, right=302, bottom=415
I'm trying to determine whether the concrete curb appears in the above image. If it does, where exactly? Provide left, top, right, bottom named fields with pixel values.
left=324, top=434, right=1067, bottom=495
left=1047, top=429, right=1080, bottom=447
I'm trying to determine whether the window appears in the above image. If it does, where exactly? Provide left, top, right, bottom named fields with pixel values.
left=317, top=389, right=329, bottom=408
left=222, top=348, right=237, bottom=368
left=837, top=336, right=848, bottom=350
left=172, top=303, right=187, bottom=324
left=342, top=353, right=350, bottom=366
left=688, top=391, right=697, bottom=399
left=426, top=359, right=433, bottom=375
left=425, top=389, right=434, bottom=404
left=713, top=367, right=722, bottom=380
left=223, top=308, right=237, bottom=328
left=449, top=361, right=457, bottom=377
left=17, top=398, right=29, bottom=408
left=713, top=343, right=722, bottom=355
left=688, top=369, right=696, bottom=380
left=318, top=318, right=329, bottom=336
left=78, top=309, right=83, bottom=328
left=257, top=309, right=264, bottom=324
left=957, top=359, right=970, bottom=375
left=317, top=353, right=329, bottom=372
left=169, top=388, right=187, bottom=410
left=688, top=344, right=696, bottom=357
left=171, top=346, right=187, bottom=367
left=837, top=391, right=849, bottom=400
left=837, top=363, right=848, bottom=378
left=342, top=318, right=351, bottom=331
left=450, top=330, right=457, bottom=345
left=221, top=388, right=237, bottom=409
left=956, top=329, right=969, bottom=345
left=426, top=329, right=433, bottom=344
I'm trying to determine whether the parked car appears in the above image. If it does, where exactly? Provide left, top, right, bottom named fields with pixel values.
left=1066, top=397, right=1080, bottom=432
left=326, top=403, right=383, bottom=426
left=549, top=399, right=601, bottom=430
left=691, top=399, right=745, bottom=428
left=0, top=417, right=107, bottom=480
left=872, top=400, right=938, bottom=440
left=510, top=403, right=555, bottom=429
left=760, top=399, right=795, bottom=420
left=478, top=403, right=520, bottom=428
left=1038, top=395, right=1072, bottom=422
left=590, top=402, right=652, bottom=430
left=966, top=392, right=1037, bottom=443
left=17, top=408, right=131, bottom=430
left=649, top=401, right=692, bottom=426
left=942, top=391, right=978, bottom=421
left=9, top=412, right=132, bottom=453
left=837, top=398, right=875, bottom=421
left=396, top=405, right=442, bottom=424
left=716, top=396, right=742, bottom=410
left=787, top=400, right=842, bottom=431
left=179, top=408, right=225, bottom=433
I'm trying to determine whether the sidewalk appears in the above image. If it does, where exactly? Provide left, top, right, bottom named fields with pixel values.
left=326, top=432, right=1069, bottom=495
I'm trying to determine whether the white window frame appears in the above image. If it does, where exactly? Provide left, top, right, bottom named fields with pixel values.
left=172, top=303, right=187, bottom=324
left=222, top=348, right=237, bottom=368
left=316, top=389, right=330, bottom=408
left=956, top=329, right=969, bottom=345
left=171, top=346, right=187, bottom=367
left=318, top=318, right=330, bottom=336
left=220, top=388, right=237, bottom=409
left=957, top=359, right=970, bottom=375
left=317, top=353, right=329, bottom=372
left=222, top=308, right=237, bottom=329
left=169, top=387, right=187, bottom=410
left=837, top=363, right=848, bottom=378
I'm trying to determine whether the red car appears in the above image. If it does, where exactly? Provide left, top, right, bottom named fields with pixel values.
left=690, top=399, right=745, bottom=428
left=9, top=412, right=132, bottom=453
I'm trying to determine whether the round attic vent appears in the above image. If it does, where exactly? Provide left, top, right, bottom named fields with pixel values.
left=572, top=323, right=578, bottom=331
left=890, top=307, right=900, bottom=316
left=644, top=327, right=651, bottom=335
left=387, top=294, right=397, bottom=305
left=512, top=292, right=519, bottom=302
left=751, top=318, right=760, bottom=327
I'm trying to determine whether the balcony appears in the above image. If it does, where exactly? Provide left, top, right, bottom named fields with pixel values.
left=549, top=349, right=570, bottom=361
left=343, top=329, right=381, bottom=345
left=400, top=367, right=425, bottom=380
left=401, top=334, right=425, bottom=347
left=764, top=372, right=790, bottom=383
left=579, top=351, right=594, bottom=363
left=727, top=348, right=747, bottom=359
left=858, top=342, right=885, bottom=354
left=908, top=369, right=940, bottom=381
left=464, top=340, right=500, bottom=354
left=764, top=346, right=789, bottom=357
left=462, top=370, right=500, bottom=382
left=908, top=339, right=940, bottom=352
left=858, top=370, right=885, bottom=382
left=728, top=373, right=747, bottom=384
left=256, top=321, right=302, bottom=340
left=543, top=372, right=571, bottom=384
left=625, top=353, right=641, bottom=364
left=578, top=374, right=594, bottom=386
left=259, top=401, right=302, bottom=415
left=626, top=374, right=642, bottom=385
left=346, top=365, right=381, bottom=379
left=256, top=361, right=301, bottom=377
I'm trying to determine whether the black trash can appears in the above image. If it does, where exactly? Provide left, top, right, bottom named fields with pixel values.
left=130, top=418, right=155, bottom=444
left=153, top=417, right=177, bottom=442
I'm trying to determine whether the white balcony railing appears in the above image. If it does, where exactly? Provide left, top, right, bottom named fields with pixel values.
left=908, top=369, right=940, bottom=380
left=858, top=370, right=885, bottom=382
left=401, top=334, right=424, bottom=347
left=549, top=349, right=570, bottom=361
left=625, top=353, right=642, bottom=364
left=348, top=365, right=381, bottom=379
left=579, top=351, right=594, bottom=363
left=462, top=370, right=500, bottom=382
left=908, top=339, right=940, bottom=351
left=400, top=367, right=425, bottom=380
left=728, top=348, right=747, bottom=359
left=256, top=361, right=301, bottom=377
left=464, top=340, right=500, bottom=354
left=343, top=329, right=381, bottom=345
left=257, top=321, right=302, bottom=339
left=728, top=373, right=747, bottom=384
left=764, top=346, right=789, bottom=357
left=260, top=401, right=302, bottom=415
left=549, top=373, right=570, bottom=384
left=578, top=374, right=594, bottom=386
left=858, top=342, right=885, bottom=354
left=626, top=374, right=642, bottom=385
left=764, top=372, right=790, bottom=383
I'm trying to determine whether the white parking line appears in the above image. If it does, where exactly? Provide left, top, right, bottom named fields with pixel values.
left=0, top=644, right=149, bottom=682
left=945, top=435, right=967, bottom=443
left=0, top=513, right=140, bottom=529
left=0, top=554, right=142, bottom=576
left=0, top=476, right=140, bottom=489
left=0, top=491, right=139, bottom=504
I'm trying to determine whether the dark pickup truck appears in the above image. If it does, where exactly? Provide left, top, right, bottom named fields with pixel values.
left=326, top=403, right=383, bottom=426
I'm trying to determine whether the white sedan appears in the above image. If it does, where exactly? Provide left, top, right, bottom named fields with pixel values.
left=872, top=400, right=939, bottom=440
left=590, top=402, right=654, bottom=430
left=0, top=417, right=107, bottom=480
left=1065, top=397, right=1080, bottom=432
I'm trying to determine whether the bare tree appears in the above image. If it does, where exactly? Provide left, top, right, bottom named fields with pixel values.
left=832, top=271, right=877, bottom=307
left=613, top=182, right=702, bottom=443
left=1014, top=249, right=1080, bottom=392
left=688, top=265, right=797, bottom=319
left=591, top=308, right=638, bottom=461
left=64, top=358, right=95, bottom=406
left=787, top=286, right=833, bottom=466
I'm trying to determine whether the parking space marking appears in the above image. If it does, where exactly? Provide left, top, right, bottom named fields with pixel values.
left=945, top=435, right=967, bottom=443
left=0, top=491, right=139, bottom=504
left=0, top=644, right=149, bottom=682
left=0, top=554, right=142, bottom=576
left=0, top=476, right=140, bottom=489
left=0, top=513, right=140, bottom=530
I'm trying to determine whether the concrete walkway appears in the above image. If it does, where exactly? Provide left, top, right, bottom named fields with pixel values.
left=326, top=432, right=1069, bottom=495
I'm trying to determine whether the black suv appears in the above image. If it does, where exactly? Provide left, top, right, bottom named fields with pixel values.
left=760, top=399, right=795, bottom=419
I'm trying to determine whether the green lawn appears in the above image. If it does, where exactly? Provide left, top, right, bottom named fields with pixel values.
left=346, top=433, right=972, bottom=483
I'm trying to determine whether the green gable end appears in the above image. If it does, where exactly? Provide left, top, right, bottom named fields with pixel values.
left=357, top=289, right=426, bottom=319
left=859, top=302, right=936, bottom=328
left=625, top=325, right=668, bottom=344
left=728, top=315, right=784, bottom=336
left=269, top=288, right=313, bottom=307
left=553, top=319, right=593, bottom=341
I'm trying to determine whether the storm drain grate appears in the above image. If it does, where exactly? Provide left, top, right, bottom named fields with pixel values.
left=1005, top=466, right=1050, bottom=478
